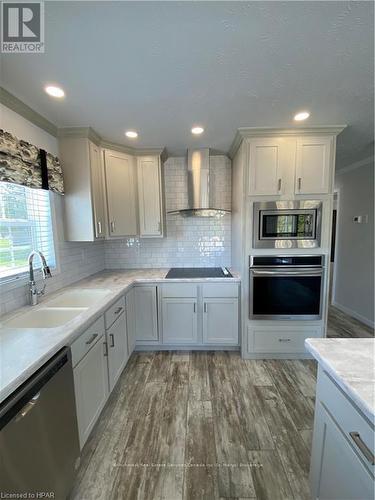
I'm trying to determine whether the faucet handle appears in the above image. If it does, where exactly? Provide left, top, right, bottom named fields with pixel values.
left=43, top=266, right=52, bottom=279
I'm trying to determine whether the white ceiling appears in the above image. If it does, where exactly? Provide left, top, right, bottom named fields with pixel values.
left=1, top=1, right=374, bottom=168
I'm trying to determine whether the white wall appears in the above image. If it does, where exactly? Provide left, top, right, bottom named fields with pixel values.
left=333, top=160, right=374, bottom=326
left=0, top=104, right=58, bottom=155
left=105, top=156, right=232, bottom=268
left=0, top=105, right=105, bottom=315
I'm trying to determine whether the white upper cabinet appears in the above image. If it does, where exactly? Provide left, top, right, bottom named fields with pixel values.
left=247, top=133, right=334, bottom=197
left=137, top=156, right=164, bottom=237
left=295, top=136, right=332, bottom=194
left=104, top=150, right=138, bottom=237
left=248, top=138, right=286, bottom=196
left=89, top=142, right=106, bottom=238
left=60, top=136, right=106, bottom=241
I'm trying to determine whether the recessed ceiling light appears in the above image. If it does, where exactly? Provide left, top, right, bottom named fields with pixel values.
left=191, top=126, right=204, bottom=135
left=294, top=111, right=310, bottom=121
left=125, top=130, right=138, bottom=138
left=44, top=85, right=65, bottom=98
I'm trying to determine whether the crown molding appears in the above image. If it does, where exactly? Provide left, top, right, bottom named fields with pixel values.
left=58, top=128, right=165, bottom=157
left=336, top=155, right=374, bottom=175
left=100, top=139, right=165, bottom=158
left=58, top=126, right=101, bottom=146
left=0, top=87, right=58, bottom=137
left=228, top=125, right=347, bottom=159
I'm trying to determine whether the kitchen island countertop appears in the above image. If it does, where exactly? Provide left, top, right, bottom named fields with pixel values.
left=305, top=337, right=375, bottom=422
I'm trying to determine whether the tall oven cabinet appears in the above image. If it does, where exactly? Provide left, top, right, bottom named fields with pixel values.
left=230, top=126, right=346, bottom=359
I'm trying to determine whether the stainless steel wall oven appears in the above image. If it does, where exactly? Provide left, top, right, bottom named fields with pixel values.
left=249, top=255, right=325, bottom=320
left=253, top=200, right=322, bottom=249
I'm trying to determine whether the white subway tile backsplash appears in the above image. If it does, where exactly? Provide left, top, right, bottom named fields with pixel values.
left=104, top=155, right=231, bottom=269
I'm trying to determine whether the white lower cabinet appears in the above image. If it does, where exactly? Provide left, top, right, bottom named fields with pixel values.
left=73, top=336, right=109, bottom=448
left=247, top=325, right=321, bottom=354
left=203, top=298, right=239, bottom=344
left=310, top=368, right=374, bottom=499
left=106, top=311, right=128, bottom=392
left=161, top=298, right=198, bottom=344
left=159, top=282, right=240, bottom=347
left=134, top=286, right=158, bottom=342
left=72, top=296, right=130, bottom=449
left=125, top=288, right=136, bottom=355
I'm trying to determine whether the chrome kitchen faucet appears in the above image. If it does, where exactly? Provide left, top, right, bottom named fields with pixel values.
left=28, top=250, right=52, bottom=306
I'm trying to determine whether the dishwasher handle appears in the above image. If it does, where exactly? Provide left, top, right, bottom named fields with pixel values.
left=0, top=347, right=71, bottom=431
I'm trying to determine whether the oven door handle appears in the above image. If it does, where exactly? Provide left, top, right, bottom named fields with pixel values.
left=250, top=269, right=323, bottom=276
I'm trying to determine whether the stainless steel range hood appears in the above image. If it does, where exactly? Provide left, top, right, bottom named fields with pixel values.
left=168, top=148, right=231, bottom=217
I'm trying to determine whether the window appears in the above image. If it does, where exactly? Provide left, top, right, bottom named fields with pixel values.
left=0, top=182, right=56, bottom=279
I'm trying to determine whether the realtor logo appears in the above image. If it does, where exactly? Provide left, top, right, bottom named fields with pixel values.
left=1, top=1, right=45, bottom=53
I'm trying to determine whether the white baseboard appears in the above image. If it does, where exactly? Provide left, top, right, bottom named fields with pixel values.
left=331, top=301, right=375, bottom=329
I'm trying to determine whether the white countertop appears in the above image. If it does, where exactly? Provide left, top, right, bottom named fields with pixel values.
left=305, top=338, right=375, bottom=422
left=0, top=269, right=240, bottom=404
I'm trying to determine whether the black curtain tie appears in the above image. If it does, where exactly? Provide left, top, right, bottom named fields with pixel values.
left=40, top=149, right=49, bottom=190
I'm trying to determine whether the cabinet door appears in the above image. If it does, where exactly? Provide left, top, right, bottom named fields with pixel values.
left=203, top=298, right=239, bottom=344
left=134, top=286, right=158, bottom=341
left=73, top=336, right=109, bottom=448
left=107, top=313, right=128, bottom=392
left=89, top=142, right=105, bottom=238
left=137, top=156, right=163, bottom=237
left=310, top=402, right=374, bottom=500
left=125, top=288, right=136, bottom=355
left=295, top=136, right=332, bottom=194
left=162, top=298, right=198, bottom=344
left=104, top=150, right=137, bottom=236
left=248, top=138, right=285, bottom=195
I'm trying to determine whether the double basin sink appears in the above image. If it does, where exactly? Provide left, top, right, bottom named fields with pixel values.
left=4, top=289, right=111, bottom=329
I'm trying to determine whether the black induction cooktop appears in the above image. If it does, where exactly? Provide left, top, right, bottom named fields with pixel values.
left=165, top=267, right=233, bottom=279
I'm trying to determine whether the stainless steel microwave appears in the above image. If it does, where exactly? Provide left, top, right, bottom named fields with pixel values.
left=253, top=200, right=322, bottom=249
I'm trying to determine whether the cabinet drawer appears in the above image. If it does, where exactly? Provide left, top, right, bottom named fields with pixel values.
left=318, top=368, right=374, bottom=473
left=202, top=283, right=238, bottom=298
left=105, top=296, right=125, bottom=329
left=247, top=326, right=321, bottom=354
left=162, top=283, right=197, bottom=298
left=71, top=316, right=105, bottom=367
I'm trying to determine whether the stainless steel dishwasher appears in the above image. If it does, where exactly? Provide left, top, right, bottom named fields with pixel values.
left=0, top=347, right=80, bottom=499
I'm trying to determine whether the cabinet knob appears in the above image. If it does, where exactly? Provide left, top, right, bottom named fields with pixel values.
left=97, top=220, right=102, bottom=235
left=298, top=177, right=302, bottom=191
left=110, top=220, right=116, bottom=233
left=278, top=178, right=282, bottom=192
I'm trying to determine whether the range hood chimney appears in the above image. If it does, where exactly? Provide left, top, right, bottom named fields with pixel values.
left=168, top=149, right=231, bottom=217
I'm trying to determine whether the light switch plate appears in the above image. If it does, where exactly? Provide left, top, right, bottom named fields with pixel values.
left=353, top=215, right=368, bottom=224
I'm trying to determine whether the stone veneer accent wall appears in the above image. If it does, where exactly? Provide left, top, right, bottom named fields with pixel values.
left=104, top=156, right=232, bottom=269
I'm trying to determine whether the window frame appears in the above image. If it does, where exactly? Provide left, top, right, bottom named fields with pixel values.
left=0, top=186, right=61, bottom=285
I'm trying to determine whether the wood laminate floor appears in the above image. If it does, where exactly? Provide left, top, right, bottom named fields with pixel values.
left=327, top=306, right=374, bottom=338
left=71, top=307, right=372, bottom=500
left=71, top=352, right=317, bottom=500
